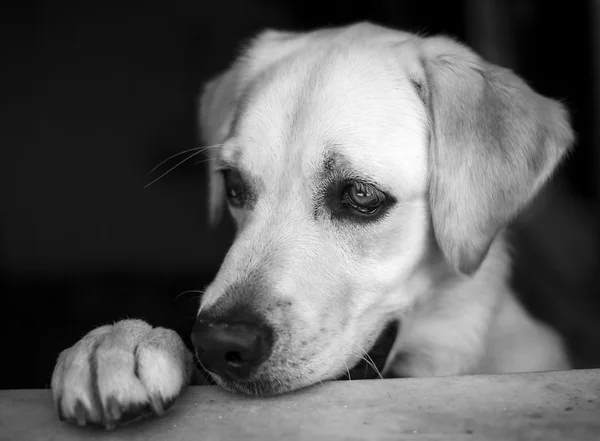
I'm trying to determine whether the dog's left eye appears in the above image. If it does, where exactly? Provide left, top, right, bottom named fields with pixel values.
left=342, top=182, right=384, bottom=215
left=223, top=169, right=245, bottom=207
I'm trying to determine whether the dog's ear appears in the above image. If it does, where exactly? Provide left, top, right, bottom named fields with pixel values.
left=198, top=69, right=238, bottom=225
left=199, top=30, right=306, bottom=225
left=419, top=37, right=574, bottom=275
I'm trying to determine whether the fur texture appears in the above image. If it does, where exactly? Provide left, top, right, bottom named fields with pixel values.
left=51, top=22, right=573, bottom=428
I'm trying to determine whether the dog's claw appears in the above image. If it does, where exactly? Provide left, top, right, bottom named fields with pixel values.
left=105, top=396, right=122, bottom=423
left=148, top=395, right=164, bottom=416
left=114, top=401, right=154, bottom=426
left=57, top=396, right=66, bottom=422
left=74, top=400, right=88, bottom=426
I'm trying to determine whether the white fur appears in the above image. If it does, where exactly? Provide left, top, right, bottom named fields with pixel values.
left=198, top=22, right=572, bottom=392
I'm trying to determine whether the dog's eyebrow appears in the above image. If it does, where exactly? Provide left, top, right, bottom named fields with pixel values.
left=320, top=149, right=389, bottom=191
left=321, top=150, right=354, bottom=179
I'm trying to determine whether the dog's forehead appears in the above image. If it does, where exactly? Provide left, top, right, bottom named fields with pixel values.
left=225, top=42, right=429, bottom=197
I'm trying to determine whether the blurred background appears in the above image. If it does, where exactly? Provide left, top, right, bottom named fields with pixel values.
left=2, top=0, right=599, bottom=389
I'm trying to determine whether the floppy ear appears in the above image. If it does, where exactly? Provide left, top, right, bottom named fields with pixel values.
left=198, top=29, right=307, bottom=225
left=420, top=37, right=574, bottom=275
left=198, top=69, right=239, bottom=225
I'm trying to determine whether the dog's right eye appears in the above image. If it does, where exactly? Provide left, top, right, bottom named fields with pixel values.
left=343, top=182, right=385, bottom=215
left=223, top=169, right=245, bottom=208
left=321, top=178, right=394, bottom=224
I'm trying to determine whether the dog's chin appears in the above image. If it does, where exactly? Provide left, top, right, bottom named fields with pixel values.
left=203, top=321, right=399, bottom=396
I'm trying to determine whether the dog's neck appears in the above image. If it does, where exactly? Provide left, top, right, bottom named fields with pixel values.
left=382, top=231, right=513, bottom=377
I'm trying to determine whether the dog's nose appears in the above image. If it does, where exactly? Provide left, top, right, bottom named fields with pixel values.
left=191, top=313, right=273, bottom=380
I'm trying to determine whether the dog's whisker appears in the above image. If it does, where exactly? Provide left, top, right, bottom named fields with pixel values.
left=353, top=343, right=384, bottom=380
left=174, top=289, right=205, bottom=301
left=194, top=352, right=215, bottom=381
left=144, top=148, right=207, bottom=188
left=343, top=360, right=352, bottom=381
left=362, top=356, right=383, bottom=380
left=148, top=144, right=224, bottom=175
left=193, top=158, right=216, bottom=166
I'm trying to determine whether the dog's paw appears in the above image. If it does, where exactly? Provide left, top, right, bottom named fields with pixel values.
left=51, top=319, right=193, bottom=429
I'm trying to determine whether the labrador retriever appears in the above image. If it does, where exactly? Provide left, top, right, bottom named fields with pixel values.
left=51, top=22, right=573, bottom=429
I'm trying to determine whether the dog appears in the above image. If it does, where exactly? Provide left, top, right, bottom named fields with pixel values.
left=51, top=22, right=573, bottom=429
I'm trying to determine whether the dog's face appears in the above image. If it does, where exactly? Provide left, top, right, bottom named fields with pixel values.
left=195, top=23, right=573, bottom=394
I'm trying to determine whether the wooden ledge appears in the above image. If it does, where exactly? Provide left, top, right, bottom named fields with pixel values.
left=1, top=369, right=599, bottom=440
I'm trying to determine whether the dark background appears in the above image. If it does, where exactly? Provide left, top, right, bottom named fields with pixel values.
left=2, top=0, right=599, bottom=389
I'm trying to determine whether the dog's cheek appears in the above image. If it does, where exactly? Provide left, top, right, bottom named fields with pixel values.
left=361, top=203, right=430, bottom=283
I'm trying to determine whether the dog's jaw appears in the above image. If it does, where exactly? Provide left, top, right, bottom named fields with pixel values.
left=200, top=320, right=401, bottom=395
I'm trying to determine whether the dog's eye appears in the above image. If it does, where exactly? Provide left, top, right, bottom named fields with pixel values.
left=223, top=169, right=245, bottom=207
left=342, top=182, right=384, bottom=215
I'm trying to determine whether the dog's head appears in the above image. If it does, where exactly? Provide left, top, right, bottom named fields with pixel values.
left=191, top=23, right=573, bottom=394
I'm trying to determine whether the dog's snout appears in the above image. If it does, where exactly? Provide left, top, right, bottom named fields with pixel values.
left=191, top=313, right=273, bottom=380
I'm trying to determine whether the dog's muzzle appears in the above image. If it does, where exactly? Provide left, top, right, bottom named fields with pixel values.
left=191, top=312, right=273, bottom=381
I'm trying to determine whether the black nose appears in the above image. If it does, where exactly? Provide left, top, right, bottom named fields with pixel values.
left=191, top=313, right=273, bottom=380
